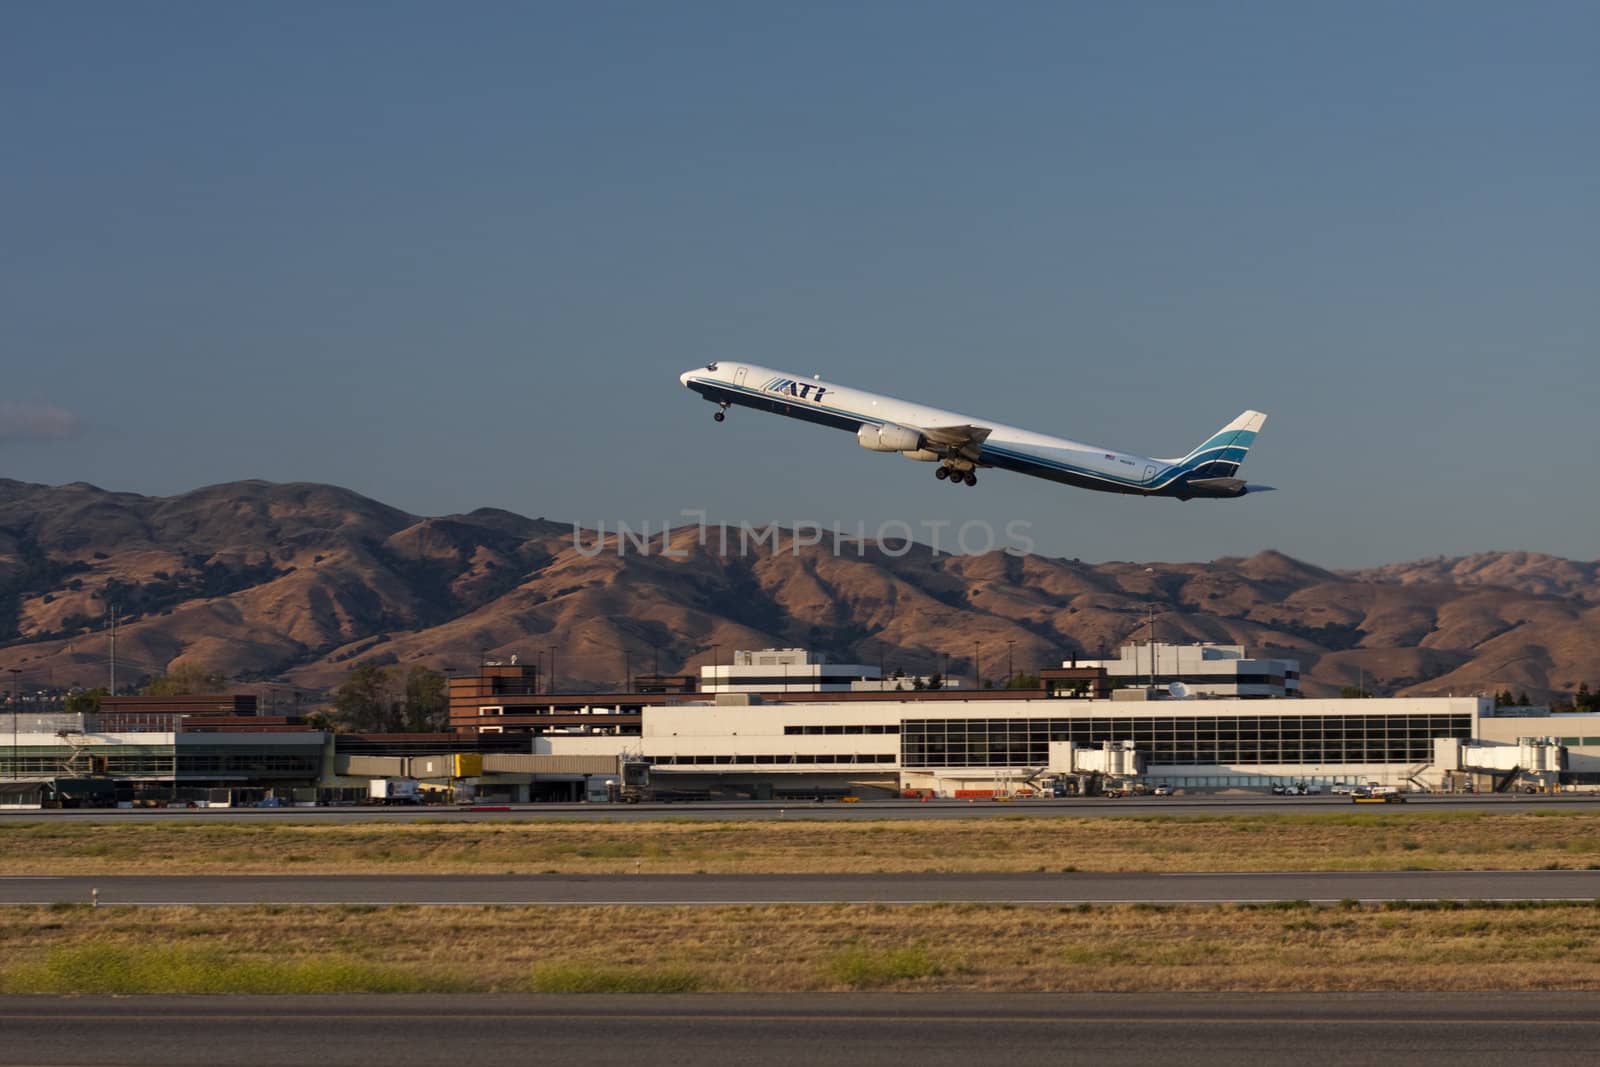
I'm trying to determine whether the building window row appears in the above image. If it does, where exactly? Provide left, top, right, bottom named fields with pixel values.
left=461, top=707, right=642, bottom=718
left=1121, top=673, right=1293, bottom=688
left=704, top=675, right=868, bottom=686
left=652, top=753, right=898, bottom=766
left=900, top=714, right=1473, bottom=768
left=783, top=724, right=899, bottom=735
left=178, top=755, right=322, bottom=775
left=0, top=755, right=175, bottom=776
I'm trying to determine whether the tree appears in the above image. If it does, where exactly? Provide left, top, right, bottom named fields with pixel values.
left=1004, top=672, right=1041, bottom=690
left=1340, top=686, right=1372, bottom=699
left=1517, top=691, right=1531, bottom=708
left=400, top=664, right=448, bottom=733
left=329, top=663, right=448, bottom=733
left=331, top=663, right=399, bottom=733
left=927, top=672, right=943, bottom=691
left=65, top=688, right=106, bottom=714
left=142, top=663, right=226, bottom=697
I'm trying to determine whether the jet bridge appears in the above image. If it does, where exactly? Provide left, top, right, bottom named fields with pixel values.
left=1048, top=740, right=1144, bottom=777
left=1434, top=736, right=1566, bottom=792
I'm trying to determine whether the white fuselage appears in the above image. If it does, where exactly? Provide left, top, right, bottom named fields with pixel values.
left=679, top=362, right=1266, bottom=499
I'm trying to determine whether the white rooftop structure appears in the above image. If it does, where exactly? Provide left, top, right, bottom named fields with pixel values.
left=701, top=648, right=882, bottom=694
left=1075, top=642, right=1301, bottom=698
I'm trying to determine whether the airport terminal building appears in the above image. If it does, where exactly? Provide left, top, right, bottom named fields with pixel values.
left=4, top=648, right=1596, bottom=805
left=641, top=693, right=1502, bottom=794
left=437, top=650, right=1596, bottom=798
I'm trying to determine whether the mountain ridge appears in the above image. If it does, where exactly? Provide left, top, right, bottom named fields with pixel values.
left=1, top=478, right=1595, bottom=701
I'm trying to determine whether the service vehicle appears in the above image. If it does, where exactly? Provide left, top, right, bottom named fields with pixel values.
left=615, top=760, right=652, bottom=803
left=368, top=778, right=423, bottom=805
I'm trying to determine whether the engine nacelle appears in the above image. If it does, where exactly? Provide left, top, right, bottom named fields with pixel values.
left=900, top=449, right=941, bottom=462
left=857, top=423, right=923, bottom=453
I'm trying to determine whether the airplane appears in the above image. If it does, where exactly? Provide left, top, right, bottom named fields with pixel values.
left=679, top=362, right=1273, bottom=500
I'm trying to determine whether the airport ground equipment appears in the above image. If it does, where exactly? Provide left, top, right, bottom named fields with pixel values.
left=368, top=778, right=422, bottom=805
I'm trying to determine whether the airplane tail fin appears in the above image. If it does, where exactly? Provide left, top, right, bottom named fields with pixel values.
left=1171, top=410, right=1267, bottom=479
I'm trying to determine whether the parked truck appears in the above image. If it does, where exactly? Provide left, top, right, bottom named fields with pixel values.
left=368, top=778, right=423, bottom=805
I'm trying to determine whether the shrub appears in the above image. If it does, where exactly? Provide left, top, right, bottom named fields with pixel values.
left=527, top=962, right=702, bottom=994
left=822, top=944, right=942, bottom=988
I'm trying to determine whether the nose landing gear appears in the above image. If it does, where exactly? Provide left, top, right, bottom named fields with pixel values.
left=713, top=402, right=729, bottom=422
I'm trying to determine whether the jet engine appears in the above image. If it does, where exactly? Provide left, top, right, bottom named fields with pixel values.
left=857, top=423, right=923, bottom=453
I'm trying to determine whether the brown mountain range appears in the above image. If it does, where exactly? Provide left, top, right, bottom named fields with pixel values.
left=1, top=478, right=1595, bottom=701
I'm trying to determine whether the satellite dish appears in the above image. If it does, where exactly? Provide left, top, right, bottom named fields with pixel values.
left=1168, top=682, right=1193, bottom=700
left=509, top=654, right=518, bottom=665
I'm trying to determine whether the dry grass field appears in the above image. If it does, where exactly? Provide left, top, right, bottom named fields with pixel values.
left=5, top=813, right=1596, bottom=994
left=3, top=901, right=1598, bottom=994
left=1, top=811, right=1597, bottom=875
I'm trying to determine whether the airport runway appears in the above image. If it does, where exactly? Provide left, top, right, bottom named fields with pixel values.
left=3, top=794, right=1595, bottom=823
left=4, top=869, right=1597, bottom=905
left=1, top=993, right=1597, bottom=1066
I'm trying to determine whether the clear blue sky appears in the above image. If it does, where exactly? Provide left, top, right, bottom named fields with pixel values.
left=4, top=1, right=1595, bottom=567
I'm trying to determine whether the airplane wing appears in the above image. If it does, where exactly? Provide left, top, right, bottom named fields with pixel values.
left=919, top=424, right=992, bottom=461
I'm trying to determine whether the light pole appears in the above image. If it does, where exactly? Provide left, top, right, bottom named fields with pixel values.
left=1143, top=568, right=1158, bottom=692
left=710, top=643, right=720, bottom=691
left=441, top=667, right=456, bottom=732
left=1146, top=604, right=1158, bottom=691
left=548, top=645, right=558, bottom=695
left=8, top=668, right=20, bottom=781
left=973, top=641, right=981, bottom=689
left=1006, top=641, right=1015, bottom=687
left=624, top=650, right=632, bottom=694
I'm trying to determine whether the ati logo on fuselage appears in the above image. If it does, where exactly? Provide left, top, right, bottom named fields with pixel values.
left=763, top=377, right=828, bottom=403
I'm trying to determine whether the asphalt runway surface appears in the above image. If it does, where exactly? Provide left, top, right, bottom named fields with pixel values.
left=2, top=994, right=1597, bottom=1066
left=3, top=794, right=1596, bottom=823
left=5, top=869, right=1597, bottom=905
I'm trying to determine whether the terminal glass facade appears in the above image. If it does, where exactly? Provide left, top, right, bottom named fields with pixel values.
left=177, top=746, right=322, bottom=779
left=900, top=713, right=1474, bottom=768
left=0, top=743, right=175, bottom=779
